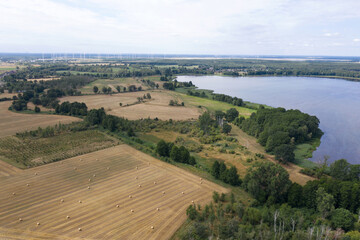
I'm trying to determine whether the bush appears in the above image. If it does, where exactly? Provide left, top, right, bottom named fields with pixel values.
left=331, top=208, right=355, bottom=231
left=35, top=106, right=41, bottom=113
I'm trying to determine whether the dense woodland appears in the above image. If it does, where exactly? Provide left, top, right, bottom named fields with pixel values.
left=236, top=108, right=322, bottom=163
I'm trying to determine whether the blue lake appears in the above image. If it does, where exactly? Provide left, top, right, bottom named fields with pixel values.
left=178, top=75, right=360, bottom=164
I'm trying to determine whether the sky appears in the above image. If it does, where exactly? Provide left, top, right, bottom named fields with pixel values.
left=1, top=0, right=360, bottom=56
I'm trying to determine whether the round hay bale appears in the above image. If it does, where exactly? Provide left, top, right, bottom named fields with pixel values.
left=200, top=178, right=202, bottom=180
left=135, top=176, right=138, bottom=179
left=107, top=167, right=110, bottom=170
left=162, top=191, right=165, bottom=195
left=79, top=200, right=82, bottom=203
left=88, top=179, right=91, bottom=182
left=78, top=228, right=82, bottom=231
left=12, top=192, right=15, bottom=196
left=19, top=218, right=22, bottom=222
left=80, top=159, right=82, bottom=161
left=182, top=192, right=184, bottom=195
left=151, top=226, right=154, bottom=229
left=87, top=186, right=90, bottom=190
left=26, top=184, right=30, bottom=187
left=138, top=185, right=141, bottom=188
left=35, top=172, right=38, bottom=175
left=136, top=166, right=138, bottom=170
left=93, top=174, right=96, bottom=177
left=129, top=195, right=132, bottom=198
left=116, top=204, right=119, bottom=208
left=154, top=181, right=157, bottom=185
left=60, top=199, right=64, bottom=203
left=74, top=167, right=77, bottom=170
left=200, top=181, right=203, bottom=184
left=66, top=216, right=70, bottom=219
left=156, top=208, right=159, bottom=211
left=131, top=209, right=134, bottom=212
left=191, top=200, right=194, bottom=203
left=36, top=222, right=40, bottom=226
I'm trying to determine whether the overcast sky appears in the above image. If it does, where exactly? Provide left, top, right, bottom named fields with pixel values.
left=1, top=0, right=360, bottom=56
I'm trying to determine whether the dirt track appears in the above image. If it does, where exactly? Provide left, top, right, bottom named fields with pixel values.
left=230, top=125, right=314, bottom=185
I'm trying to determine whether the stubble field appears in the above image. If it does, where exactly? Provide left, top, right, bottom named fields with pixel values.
left=0, top=102, right=81, bottom=138
left=0, top=144, right=227, bottom=240
left=60, top=91, right=202, bottom=120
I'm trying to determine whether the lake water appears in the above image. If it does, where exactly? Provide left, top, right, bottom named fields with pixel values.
left=178, top=76, right=360, bottom=164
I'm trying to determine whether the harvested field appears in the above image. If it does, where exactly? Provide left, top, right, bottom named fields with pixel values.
left=61, top=90, right=202, bottom=120
left=0, top=144, right=227, bottom=240
left=28, top=77, right=60, bottom=82
left=0, top=93, right=17, bottom=98
left=0, top=160, right=21, bottom=177
left=0, top=102, right=81, bottom=138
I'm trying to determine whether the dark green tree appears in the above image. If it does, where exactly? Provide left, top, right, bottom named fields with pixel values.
left=222, top=123, right=232, bottom=134
left=212, top=161, right=220, bottom=179
left=287, top=183, right=303, bottom=208
left=243, top=162, right=291, bottom=203
left=227, top=166, right=240, bottom=186
left=93, top=86, right=98, bottom=94
left=199, top=112, right=213, bottom=134
left=156, top=140, right=169, bottom=157
left=170, top=145, right=181, bottom=162
left=225, top=108, right=239, bottom=122
left=330, top=159, right=351, bottom=181
left=331, top=208, right=355, bottom=231
left=274, top=144, right=295, bottom=163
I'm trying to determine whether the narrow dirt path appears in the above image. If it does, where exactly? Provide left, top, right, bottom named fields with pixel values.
left=230, top=125, right=315, bottom=185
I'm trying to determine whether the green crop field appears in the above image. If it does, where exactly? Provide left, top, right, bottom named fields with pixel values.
left=0, top=130, right=119, bottom=168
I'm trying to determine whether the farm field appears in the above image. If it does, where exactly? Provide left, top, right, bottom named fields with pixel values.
left=79, top=76, right=160, bottom=94
left=61, top=90, right=202, bottom=120
left=0, top=63, right=18, bottom=74
left=0, top=130, right=118, bottom=169
left=0, top=144, right=227, bottom=240
left=0, top=102, right=81, bottom=138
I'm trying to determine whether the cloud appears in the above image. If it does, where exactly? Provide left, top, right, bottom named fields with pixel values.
left=1, top=0, right=360, bottom=55
left=354, top=39, right=360, bottom=42
left=324, top=32, right=340, bottom=37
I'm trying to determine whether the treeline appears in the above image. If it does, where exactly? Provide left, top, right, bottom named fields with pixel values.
left=183, top=191, right=360, bottom=239
left=156, top=140, right=196, bottom=165
left=186, top=89, right=244, bottom=107
left=8, top=75, right=94, bottom=111
left=181, top=160, right=360, bottom=239
left=55, top=101, right=88, bottom=116
left=162, top=80, right=194, bottom=91
left=236, top=108, right=322, bottom=163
